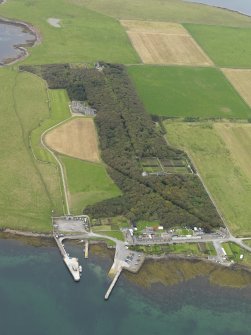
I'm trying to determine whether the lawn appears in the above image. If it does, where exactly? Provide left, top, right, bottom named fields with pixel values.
left=72, top=0, right=251, bottom=27
left=59, top=156, right=121, bottom=214
left=128, top=66, right=251, bottom=119
left=165, top=122, right=251, bottom=236
left=0, top=0, right=139, bottom=64
left=185, top=24, right=251, bottom=68
left=222, top=242, right=251, bottom=267
left=0, top=69, right=62, bottom=232
left=132, top=242, right=216, bottom=256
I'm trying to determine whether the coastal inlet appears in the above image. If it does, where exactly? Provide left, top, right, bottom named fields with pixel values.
left=0, top=19, right=37, bottom=65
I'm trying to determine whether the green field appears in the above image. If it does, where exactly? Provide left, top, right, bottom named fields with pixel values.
left=60, top=156, right=121, bottom=214
left=132, top=242, right=216, bottom=256
left=0, top=69, right=62, bottom=232
left=185, top=24, right=251, bottom=68
left=72, top=0, right=251, bottom=27
left=128, top=66, right=251, bottom=119
left=165, top=122, right=251, bottom=237
left=222, top=242, right=251, bottom=267
left=0, top=0, right=139, bottom=64
left=31, top=89, right=71, bottom=163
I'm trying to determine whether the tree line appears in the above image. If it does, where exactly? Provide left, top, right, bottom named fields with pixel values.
left=20, top=63, right=223, bottom=231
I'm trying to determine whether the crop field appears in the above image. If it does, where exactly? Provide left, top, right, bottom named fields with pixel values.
left=0, top=0, right=139, bottom=64
left=214, top=123, right=251, bottom=182
left=45, top=117, right=100, bottom=162
left=222, top=69, right=251, bottom=108
left=71, top=0, right=251, bottom=27
left=185, top=24, right=251, bottom=68
left=60, top=156, right=121, bottom=214
left=121, top=20, right=212, bottom=65
left=0, top=69, right=63, bottom=232
left=128, top=66, right=251, bottom=118
left=165, top=122, right=251, bottom=236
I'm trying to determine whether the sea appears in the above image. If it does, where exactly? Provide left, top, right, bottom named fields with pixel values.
left=0, top=236, right=250, bottom=335
left=186, top=0, right=251, bottom=16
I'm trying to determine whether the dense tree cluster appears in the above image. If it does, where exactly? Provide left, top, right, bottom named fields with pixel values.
left=21, top=63, right=223, bottom=231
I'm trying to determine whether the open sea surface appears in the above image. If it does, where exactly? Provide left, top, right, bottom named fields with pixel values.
left=0, top=237, right=251, bottom=335
left=186, top=0, right=251, bottom=16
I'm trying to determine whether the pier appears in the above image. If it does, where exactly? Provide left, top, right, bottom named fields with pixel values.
left=84, top=240, right=89, bottom=259
left=105, top=268, right=122, bottom=300
left=54, top=234, right=81, bottom=281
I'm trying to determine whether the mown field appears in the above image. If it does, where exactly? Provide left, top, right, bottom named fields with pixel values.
left=45, top=117, right=100, bottom=162
left=222, top=69, right=251, bottom=108
left=185, top=24, right=251, bottom=68
left=60, top=156, right=121, bottom=214
left=122, top=20, right=212, bottom=66
left=165, top=122, right=251, bottom=237
left=71, top=0, right=251, bottom=27
left=128, top=66, right=251, bottom=118
left=0, top=0, right=139, bottom=64
left=0, top=69, right=62, bottom=232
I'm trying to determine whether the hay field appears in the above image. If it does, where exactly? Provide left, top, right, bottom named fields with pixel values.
left=214, top=123, right=251, bottom=182
left=45, top=118, right=100, bottom=162
left=165, top=122, right=251, bottom=237
left=121, top=20, right=213, bottom=65
left=222, top=69, right=251, bottom=108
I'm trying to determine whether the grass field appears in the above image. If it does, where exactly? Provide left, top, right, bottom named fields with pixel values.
left=71, top=0, right=251, bottom=27
left=222, top=242, right=251, bottom=267
left=0, top=0, right=139, bottom=64
left=0, top=69, right=62, bottom=232
left=128, top=66, right=251, bottom=118
left=132, top=242, right=216, bottom=256
left=45, top=117, right=100, bottom=162
left=31, top=89, right=71, bottom=163
left=185, top=24, right=251, bottom=68
left=122, top=20, right=212, bottom=66
left=222, top=69, right=251, bottom=108
left=60, top=156, right=121, bottom=214
left=165, top=122, right=251, bottom=236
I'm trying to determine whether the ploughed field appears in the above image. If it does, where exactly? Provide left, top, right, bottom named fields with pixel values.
left=165, top=122, right=251, bottom=237
left=121, top=20, right=212, bottom=66
left=45, top=117, right=100, bottom=162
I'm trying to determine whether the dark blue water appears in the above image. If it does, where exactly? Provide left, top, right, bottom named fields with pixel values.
left=0, top=237, right=251, bottom=335
left=186, top=0, right=251, bottom=16
left=0, top=21, right=35, bottom=64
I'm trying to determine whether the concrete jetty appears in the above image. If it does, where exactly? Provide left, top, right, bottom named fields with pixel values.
left=84, top=240, right=89, bottom=259
left=54, top=234, right=81, bottom=281
left=105, top=268, right=122, bottom=300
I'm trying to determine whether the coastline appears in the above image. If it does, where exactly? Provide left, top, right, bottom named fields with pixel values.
left=0, top=16, right=40, bottom=65
left=186, top=0, right=251, bottom=19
